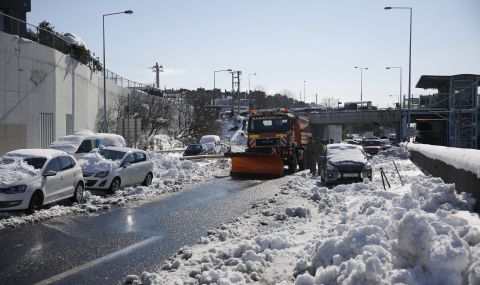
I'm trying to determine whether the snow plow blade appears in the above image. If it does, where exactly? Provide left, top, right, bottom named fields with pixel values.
left=225, top=152, right=284, bottom=177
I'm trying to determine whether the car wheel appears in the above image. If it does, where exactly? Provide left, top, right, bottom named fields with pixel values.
left=109, top=177, right=121, bottom=194
left=142, top=173, right=153, bottom=186
left=27, top=191, right=43, bottom=213
left=73, top=182, right=84, bottom=203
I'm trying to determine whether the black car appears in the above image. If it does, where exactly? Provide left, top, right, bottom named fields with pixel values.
left=183, top=144, right=208, bottom=156
left=321, top=143, right=372, bottom=186
left=362, top=139, right=383, bottom=155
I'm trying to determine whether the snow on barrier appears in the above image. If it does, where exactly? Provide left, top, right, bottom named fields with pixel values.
left=406, top=143, right=480, bottom=209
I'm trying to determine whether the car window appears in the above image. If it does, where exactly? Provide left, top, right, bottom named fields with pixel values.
left=59, top=156, right=75, bottom=170
left=24, top=157, right=47, bottom=169
left=44, top=158, right=62, bottom=173
left=135, top=152, right=146, bottom=162
left=123, top=153, right=136, bottom=165
left=76, top=140, right=93, bottom=153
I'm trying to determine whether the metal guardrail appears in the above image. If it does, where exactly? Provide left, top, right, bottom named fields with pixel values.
left=179, top=154, right=227, bottom=161
left=0, top=11, right=150, bottom=90
left=155, top=149, right=185, bottom=153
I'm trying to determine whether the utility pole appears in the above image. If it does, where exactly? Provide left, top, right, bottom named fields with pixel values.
left=316, top=93, right=318, bottom=107
left=152, top=62, right=164, bottom=89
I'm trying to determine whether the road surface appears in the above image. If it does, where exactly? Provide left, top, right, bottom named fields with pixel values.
left=0, top=175, right=290, bottom=285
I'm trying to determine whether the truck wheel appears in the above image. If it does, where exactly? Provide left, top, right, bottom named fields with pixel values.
left=288, top=153, right=297, bottom=174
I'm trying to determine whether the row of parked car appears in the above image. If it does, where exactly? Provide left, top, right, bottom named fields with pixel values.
left=0, top=131, right=153, bottom=213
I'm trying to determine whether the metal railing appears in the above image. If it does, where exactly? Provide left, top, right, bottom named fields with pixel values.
left=0, top=11, right=150, bottom=89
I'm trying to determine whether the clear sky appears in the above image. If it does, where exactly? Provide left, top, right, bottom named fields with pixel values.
left=28, top=0, right=479, bottom=107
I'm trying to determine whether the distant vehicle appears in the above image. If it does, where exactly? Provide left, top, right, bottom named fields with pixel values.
left=321, top=144, right=372, bottom=186
left=183, top=144, right=209, bottom=156
left=48, top=130, right=126, bottom=159
left=380, top=139, right=392, bottom=150
left=362, top=139, right=383, bottom=155
left=0, top=149, right=84, bottom=213
left=199, top=135, right=222, bottom=154
left=61, top=32, right=85, bottom=47
left=80, top=147, right=154, bottom=193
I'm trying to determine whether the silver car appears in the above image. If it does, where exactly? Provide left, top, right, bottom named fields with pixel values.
left=0, top=149, right=85, bottom=213
left=80, top=147, right=154, bottom=193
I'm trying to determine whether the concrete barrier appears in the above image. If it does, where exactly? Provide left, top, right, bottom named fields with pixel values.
left=408, top=148, right=480, bottom=210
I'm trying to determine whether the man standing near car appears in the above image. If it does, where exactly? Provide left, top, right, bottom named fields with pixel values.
left=306, top=137, right=316, bottom=174
left=318, top=139, right=328, bottom=176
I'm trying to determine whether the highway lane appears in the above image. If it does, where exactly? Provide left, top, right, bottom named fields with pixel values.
left=0, top=175, right=290, bottom=285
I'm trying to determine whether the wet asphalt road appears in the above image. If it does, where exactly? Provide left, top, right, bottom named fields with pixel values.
left=0, top=176, right=289, bottom=285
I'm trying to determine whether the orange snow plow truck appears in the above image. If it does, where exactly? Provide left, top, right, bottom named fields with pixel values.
left=225, top=109, right=311, bottom=177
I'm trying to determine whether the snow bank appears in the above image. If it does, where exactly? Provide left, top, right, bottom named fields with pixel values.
left=124, top=146, right=480, bottom=285
left=0, top=153, right=230, bottom=230
left=407, top=143, right=480, bottom=178
left=146, top=134, right=184, bottom=151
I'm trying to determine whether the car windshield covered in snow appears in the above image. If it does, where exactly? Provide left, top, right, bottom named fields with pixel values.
left=326, top=144, right=367, bottom=165
left=0, top=156, right=47, bottom=169
left=99, top=149, right=126, bottom=161
left=249, top=116, right=290, bottom=132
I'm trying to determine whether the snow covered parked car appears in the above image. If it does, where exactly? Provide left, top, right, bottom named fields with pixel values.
left=0, top=149, right=84, bottom=213
left=48, top=130, right=126, bottom=159
left=183, top=144, right=209, bottom=156
left=199, top=135, right=223, bottom=154
left=321, top=143, right=372, bottom=186
left=79, top=147, right=154, bottom=193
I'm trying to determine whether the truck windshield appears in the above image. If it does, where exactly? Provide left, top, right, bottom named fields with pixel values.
left=249, top=116, right=290, bottom=132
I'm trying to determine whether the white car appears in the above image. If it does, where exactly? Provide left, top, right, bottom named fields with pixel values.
left=0, top=149, right=85, bottom=213
left=48, top=130, right=126, bottom=159
left=79, top=147, right=154, bottom=193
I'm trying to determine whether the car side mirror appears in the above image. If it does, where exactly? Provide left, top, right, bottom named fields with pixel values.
left=43, top=170, right=57, bottom=177
left=122, top=162, right=131, bottom=168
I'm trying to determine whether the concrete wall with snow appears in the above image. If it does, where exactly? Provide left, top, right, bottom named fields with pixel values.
left=0, top=31, right=130, bottom=155
left=407, top=143, right=480, bottom=208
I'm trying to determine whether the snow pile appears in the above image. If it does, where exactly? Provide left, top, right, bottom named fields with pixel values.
left=0, top=158, right=39, bottom=187
left=78, top=149, right=119, bottom=173
left=407, top=143, right=480, bottom=178
left=146, top=134, right=184, bottom=151
left=47, top=135, right=84, bottom=154
left=0, top=153, right=230, bottom=230
left=124, top=146, right=480, bottom=285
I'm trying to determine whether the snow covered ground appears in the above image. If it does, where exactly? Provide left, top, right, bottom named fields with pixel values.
left=0, top=153, right=230, bottom=230
left=124, top=147, right=480, bottom=285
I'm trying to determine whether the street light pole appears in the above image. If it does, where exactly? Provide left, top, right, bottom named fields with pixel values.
left=354, top=66, right=368, bottom=101
left=303, top=80, right=306, bottom=103
left=386, top=66, right=402, bottom=108
left=385, top=6, right=412, bottom=141
left=248, top=73, right=257, bottom=109
left=102, top=10, right=133, bottom=132
left=213, top=69, right=232, bottom=90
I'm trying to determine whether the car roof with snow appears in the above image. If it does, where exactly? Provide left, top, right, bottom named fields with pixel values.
left=5, top=149, right=66, bottom=159
left=102, top=146, right=146, bottom=153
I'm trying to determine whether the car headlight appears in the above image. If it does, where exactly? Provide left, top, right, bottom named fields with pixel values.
left=363, top=163, right=372, bottom=170
left=326, top=163, right=338, bottom=171
left=95, top=171, right=110, bottom=178
left=0, top=185, right=27, bottom=194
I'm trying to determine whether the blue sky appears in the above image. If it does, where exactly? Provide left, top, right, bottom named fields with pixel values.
left=29, top=0, right=479, bottom=107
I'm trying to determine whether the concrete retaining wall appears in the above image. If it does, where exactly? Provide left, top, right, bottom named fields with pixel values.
left=409, top=149, right=480, bottom=209
left=0, top=31, right=130, bottom=155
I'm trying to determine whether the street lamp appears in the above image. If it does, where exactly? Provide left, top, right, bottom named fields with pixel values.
left=385, top=6, right=413, bottom=141
left=213, top=69, right=232, bottom=90
left=303, top=80, right=306, bottom=102
left=354, top=66, right=368, bottom=101
left=102, top=10, right=133, bottom=132
left=386, top=66, right=403, bottom=109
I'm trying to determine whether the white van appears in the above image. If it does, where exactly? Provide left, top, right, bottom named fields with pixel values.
left=199, top=135, right=223, bottom=154
left=48, top=130, right=126, bottom=159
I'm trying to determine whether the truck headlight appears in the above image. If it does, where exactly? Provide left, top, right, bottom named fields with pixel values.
left=95, top=171, right=110, bottom=178
left=1, top=185, right=27, bottom=194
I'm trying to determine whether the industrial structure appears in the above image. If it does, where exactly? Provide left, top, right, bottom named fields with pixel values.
left=414, top=74, right=480, bottom=149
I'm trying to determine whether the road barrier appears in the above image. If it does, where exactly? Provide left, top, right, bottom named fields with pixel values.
left=406, top=144, right=480, bottom=210
left=179, top=154, right=227, bottom=161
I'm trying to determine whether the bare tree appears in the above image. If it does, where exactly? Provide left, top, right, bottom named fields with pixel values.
left=320, top=96, right=340, bottom=109
left=278, top=89, right=295, bottom=99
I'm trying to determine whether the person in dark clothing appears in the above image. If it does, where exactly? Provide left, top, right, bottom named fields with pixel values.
left=306, top=137, right=315, bottom=174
